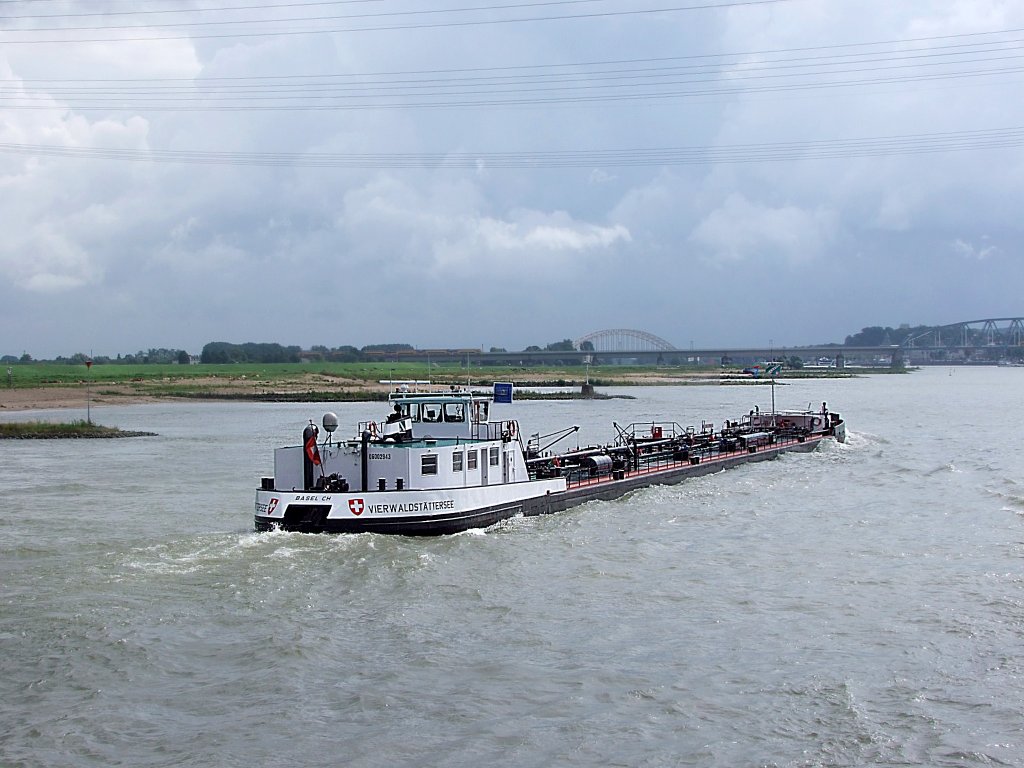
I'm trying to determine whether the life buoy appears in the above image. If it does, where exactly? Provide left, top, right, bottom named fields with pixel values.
left=811, top=417, right=822, bottom=428
left=368, top=421, right=379, bottom=438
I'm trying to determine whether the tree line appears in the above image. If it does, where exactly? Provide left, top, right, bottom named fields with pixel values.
left=843, top=325, right=933, bottom=346
left=2, top=349, right=191, bottom=365
left=9, top=329, right=956, bottom=366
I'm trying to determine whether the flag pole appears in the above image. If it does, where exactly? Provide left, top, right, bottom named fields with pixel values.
left=85, top=356, right=94, bottom=425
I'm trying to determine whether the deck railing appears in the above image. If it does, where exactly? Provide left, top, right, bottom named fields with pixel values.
left=558, top=432, right=813, bottom=490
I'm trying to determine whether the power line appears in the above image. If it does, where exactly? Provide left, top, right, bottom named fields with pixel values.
left=0, top=0, right=386, bottom=21
left=0, top=1, right=618, bottom=27
left=1, top=126, right=1021, bottom=168
left=3, top=25, right=1022, bottom=101
left=0, top=0, right=796, bottom=42
left=10, top=37, right=1024, bottom=88
left=2, top=53, right=1020, bottom=110
left=2, top=13, right=1021, bottom=118
left=6, top=23, right=1024, bottom=84
left=4, top=24, right=1022, bottom=85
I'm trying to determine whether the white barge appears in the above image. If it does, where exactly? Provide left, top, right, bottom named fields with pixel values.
left=254, top=385, right=845, bottom=535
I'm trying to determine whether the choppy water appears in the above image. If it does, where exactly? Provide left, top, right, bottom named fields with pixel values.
left=2, top=367, right=1023, bottom=767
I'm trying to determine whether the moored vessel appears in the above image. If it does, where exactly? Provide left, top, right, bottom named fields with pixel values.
left=254, top=385, right=845, bottom=535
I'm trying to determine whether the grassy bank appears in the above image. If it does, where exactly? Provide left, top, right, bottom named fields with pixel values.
left=0, top=420, right=155, bottom=439
left=3, top=360, right=875, bottom=388
left=4, top=361, right=473, bottom=388
left=0, top=360, right=887, bottom=408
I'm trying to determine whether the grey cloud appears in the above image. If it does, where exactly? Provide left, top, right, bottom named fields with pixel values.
left=2, top=2, right=1023, bottom=357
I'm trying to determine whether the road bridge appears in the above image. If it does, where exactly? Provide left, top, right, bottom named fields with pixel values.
left=386, top=318, right=1024, bottom=367
left=900, top=317, right=1024, bottom=363
left=470, top=345, right=898, bottom=367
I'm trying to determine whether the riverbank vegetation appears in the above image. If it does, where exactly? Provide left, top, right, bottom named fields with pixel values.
left=1, top=359, right=868, bottom=393
left=0, top=420, right=155, bottom=439
left=0, top=359, right=902, bottom=414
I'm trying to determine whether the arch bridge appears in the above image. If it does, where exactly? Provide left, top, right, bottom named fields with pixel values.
left=574, top=329, right=677, bottom=353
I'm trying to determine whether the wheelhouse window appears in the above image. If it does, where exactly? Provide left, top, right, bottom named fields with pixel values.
left=400, top=403, right=421, bottom=422
left=489, top=447, right=500, bottom=466
left=421, top=454, right=438, bottom=476
left=444, top=402, right=466, bottom=423
left=422, top=404, right=442, bottom=423
left=453, top=450, right=463, bottom=472
left=471, top=401, right=489, bottom=423
left=467, top=450, right=478, bottom=470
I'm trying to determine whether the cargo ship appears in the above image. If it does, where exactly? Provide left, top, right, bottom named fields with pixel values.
left=254, top=385, right=845, bottom=535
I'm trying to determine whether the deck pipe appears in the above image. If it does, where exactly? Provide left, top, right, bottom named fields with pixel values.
left=361, top=430, right=370, bottom=492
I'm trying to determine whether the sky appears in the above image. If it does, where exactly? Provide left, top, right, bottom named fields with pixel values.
left=1, top=0, right=1023, bottom=358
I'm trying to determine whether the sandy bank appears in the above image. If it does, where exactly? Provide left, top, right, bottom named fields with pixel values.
left=0, top=386, right=166, bottom=412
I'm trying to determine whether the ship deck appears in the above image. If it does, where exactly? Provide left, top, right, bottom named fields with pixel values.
left=525, top=431, right=824, bottom=516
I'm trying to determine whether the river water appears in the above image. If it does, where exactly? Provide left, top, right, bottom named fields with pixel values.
left=1, top=367, right=1022, bottom=767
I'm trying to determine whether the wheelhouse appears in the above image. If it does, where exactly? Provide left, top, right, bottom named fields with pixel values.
left=377, top=388, right=510, bottom=442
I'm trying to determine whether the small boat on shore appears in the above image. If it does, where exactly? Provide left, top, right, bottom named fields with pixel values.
left=254, top=385, right=845, bottom=535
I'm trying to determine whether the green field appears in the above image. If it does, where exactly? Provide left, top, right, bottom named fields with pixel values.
left=1, top=360, right=866, bottom=396
left=3, top=361, right=460, bottom=388
left=0, top=361, right=692, bottom=388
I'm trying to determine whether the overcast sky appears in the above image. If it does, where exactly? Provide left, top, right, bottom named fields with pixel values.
left=2, top=0, right=1022, bottom=358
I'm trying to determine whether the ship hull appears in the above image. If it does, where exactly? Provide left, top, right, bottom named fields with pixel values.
left=255, top=432, right=826, bottom=535
left=255, top=477, right=567, bottom=536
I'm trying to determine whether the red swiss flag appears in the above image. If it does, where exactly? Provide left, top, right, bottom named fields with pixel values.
left=304, top=432, right=321, bottom=466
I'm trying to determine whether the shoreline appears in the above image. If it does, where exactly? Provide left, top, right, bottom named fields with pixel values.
left=0, top=363, right=878, bottom=414
left=0, top=375, right=853, bottom=413
left=0, top=387, right=169, bottom=413
left=0, top=386, right=643, bottom=412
